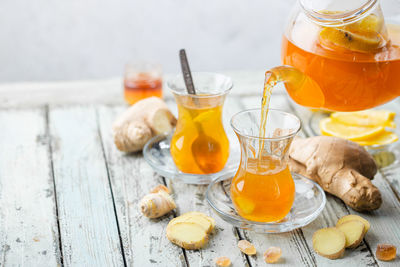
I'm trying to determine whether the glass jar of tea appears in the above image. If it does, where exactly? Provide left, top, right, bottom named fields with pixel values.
left=268, top=0, right=400, bottom=111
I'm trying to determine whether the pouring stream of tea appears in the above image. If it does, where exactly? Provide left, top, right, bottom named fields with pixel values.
left=179, top=49, right=222, bottom=173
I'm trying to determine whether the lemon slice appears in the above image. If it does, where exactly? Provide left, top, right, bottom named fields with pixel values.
left=320, top=117, right=385, bottom=140
left=193, top=110, right=218, bottom=123
left=346, top=14, right=384, bottom=33
left=356, top=131, right=399, bottom=146
left=319, top=13, right=386, bottom=53
left=319, top=27, right=383, bottom=52
left=331, top=110, right=396, bottom=128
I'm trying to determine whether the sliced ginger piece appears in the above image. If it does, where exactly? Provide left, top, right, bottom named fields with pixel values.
left=169, top=212, right=215, bottom=234
left=166, top=221, right=208, bottom=250
left=336, top=220, right=365, bottom=248
left=215, top=256, right=231, bottom=266
left=376, top=244, right=397, bottom=261
left=313, top=227, right=346, bottom=259
left=336, top=214, right=370, bottom=234
left=237, top=240, right=256, bottom=255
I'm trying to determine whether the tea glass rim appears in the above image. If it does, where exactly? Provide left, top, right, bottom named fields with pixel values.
left=166, top=72, right=233, bottom=98
left=230, top=108, right=302, bottom=141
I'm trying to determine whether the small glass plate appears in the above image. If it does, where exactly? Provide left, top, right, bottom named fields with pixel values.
left=309, top=111, right=400, bottom=168
left=206, top=172, right=326, bottom=233
left=143, top=134, right=240, bottom=184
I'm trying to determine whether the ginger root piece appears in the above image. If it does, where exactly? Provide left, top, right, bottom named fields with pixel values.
left=238, top=240, right=256, bottom=255
left=215, top=256, right=231, bottom=267
left=166, top=222, right=208, bottom=250
left=150, top=184, right=170, bottom=194
left=376, top=244, right=397, bottom=261
left=139, top=185, right=176, bottom=218
left=313, top=227, right=346, bottom=260
left=168, top=212, right=215, bottom=234
left=336, top=214, right=370, bottom=234
left=336, top=220, right=365, bottom=249
left=166, top=212, right=215, bottom=250
left=289, top=136, right=382, bottom=211
left=264, top=247, right=282, bottom=263
left=113, top=97, right=176, bottom=152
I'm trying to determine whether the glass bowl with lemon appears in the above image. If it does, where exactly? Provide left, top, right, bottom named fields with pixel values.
left=309, top=108, right=400, bottom=169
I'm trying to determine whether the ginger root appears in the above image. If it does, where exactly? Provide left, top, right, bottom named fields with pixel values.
left=289, top=136, right=382, bottom=211
left=166, top=212, right=215, bottom=250
left=139, top=185, right=176, bottom=218
left=336, top=220, right=365, bottom=249
left=313, top=227, right=346, bottom=260
left=113, top=97, right=176, bottom=152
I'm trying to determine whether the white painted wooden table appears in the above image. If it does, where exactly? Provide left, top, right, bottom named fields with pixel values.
left=0, top=71, right=399, bottom=267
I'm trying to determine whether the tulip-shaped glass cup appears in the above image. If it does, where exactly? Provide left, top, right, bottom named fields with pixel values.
left=168, top=72, right=232, bottom=174
left=230, top=109, right=301, bottom=222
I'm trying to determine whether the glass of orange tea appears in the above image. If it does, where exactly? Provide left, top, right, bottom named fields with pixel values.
left=124, top=62, right=163, bottom=105
left=230, top=109, right=301, bottom=222
left=167, top=73, right=232, bottom=174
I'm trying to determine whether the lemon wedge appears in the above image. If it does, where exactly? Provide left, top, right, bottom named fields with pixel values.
left=356, top=131, right=399, bottom=146
left=331, top=110, right=396, bottom=128
left=320, top=117, right=385, bottom=140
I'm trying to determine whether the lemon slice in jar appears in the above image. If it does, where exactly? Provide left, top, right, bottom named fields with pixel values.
left=318, top=13, right=386, bottom=53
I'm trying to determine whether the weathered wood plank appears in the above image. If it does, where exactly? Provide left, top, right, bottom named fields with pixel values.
left=165, top=96, right=250, bottom=266
left=49, top=106, right=124, bottom=266
left=0, top=108, right=61, bottom=266
left=97, top=105, right=187, bottom=267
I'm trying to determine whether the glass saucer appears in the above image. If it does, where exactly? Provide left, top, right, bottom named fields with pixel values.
left=206, top=172, right=326, bottom=233
left=309, top=111, right=400, bottom=168
left=143, top=134, right=240, bottom=184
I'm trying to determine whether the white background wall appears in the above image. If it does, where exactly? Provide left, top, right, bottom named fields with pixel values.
left=0, top=0, right=295, bottom=82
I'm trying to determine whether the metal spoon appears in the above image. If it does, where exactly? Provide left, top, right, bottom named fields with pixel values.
left=179, top=49, right=222, bottom=173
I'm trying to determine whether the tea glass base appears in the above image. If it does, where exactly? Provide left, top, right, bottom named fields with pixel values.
left=143, top=134, right=240, bottom=184
left=205, top=172, right=326, bottom=233
left=309, top=111, right=400, bottom=169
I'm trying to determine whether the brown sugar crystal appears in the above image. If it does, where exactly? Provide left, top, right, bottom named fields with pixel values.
left=376, top=244, right=396, bottom=261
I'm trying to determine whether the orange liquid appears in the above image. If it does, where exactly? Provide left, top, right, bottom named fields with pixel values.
left=170, top=98, right=229, bottom=174
left=124, top=73, right=162, bottom=105
left=231, top=157, right=295, bottom=222
left=282, top=24, right=400, bottom=111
